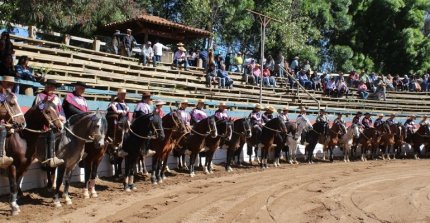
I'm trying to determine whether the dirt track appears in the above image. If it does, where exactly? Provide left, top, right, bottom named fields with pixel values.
left=1, top=159, right=430, bottom=223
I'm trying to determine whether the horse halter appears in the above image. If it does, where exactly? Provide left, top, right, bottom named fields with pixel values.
left=65, top=113, right=103, bottom=143
left=1, top=96, right=25, bottom=129
left=216, top=119, right=232, bottom=138
left=233, top=119, right=251, bottom=137
left=191, top=117, right=216, bottom=137
left=129, top=114, right=163, bottom=140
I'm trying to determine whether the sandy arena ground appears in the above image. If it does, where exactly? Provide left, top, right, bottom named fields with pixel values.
left=1, top=159, right=430, bottom=223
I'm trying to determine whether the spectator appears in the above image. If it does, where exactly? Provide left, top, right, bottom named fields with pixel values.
left=275, top=52, right=285, bottom=77
left=410, top=75, right=419, bottom=91
left=198, top=48, right=208, bottom=70
left=225, top=51, right=234, bottom=71
left=384, top=74, right=395, bottom=91
left=0, top=54, right=15, bottom=76
left=393, top=74, right=403, bottom=91
left=243, top=59, right=256, bottom=84
left=265, top=55, right=275, bottom=74
left=216, top=64, right=233, bottom=89
left=213, top=44, right=221, bottom=58
left=262, top=65, right=276, bottom=87
left=422, top=72, right=429, bottom=92
left=153, top=40, right=170, bottom=67
left=0, top=31, right=14, bottom=62
left=215, top=55, right=224, bottom=70
left=303, top=60, right=311, bottom=72
left=374, top=77, right=387, bottom=101
left=122, top=29, right=136, bottom=57
left=172, top=43, right=189, bottom=71
left=205, top=63, right=217, bottom=87
left=15, top=56, right=40, bottom=94
left=252, top=64, right=262, bottom=85
left=360, top=71, right=369, bottom=85
left=310, top=72, right=321, bottom=91
left=208, top=50, right=216, bottom=68
left=357, top=80, right=369, bottom=99
left=290, top=56, right=299, bottom=74
left=112, top=30, right=121, bottom=55
left=297, top=69, right=312, bottom=89
left=140, top=41, right=154, bottom=66
left=402, top=75, right=410, bottom=91
left=325, top=77, right=336, bottom=96
left=234, top=52, right=243, bottom=73
left=349, top=71, right=359, bottom=87
left=336, top=76, right=349, bottom=98
left=368, top=73, right=377, bottom=91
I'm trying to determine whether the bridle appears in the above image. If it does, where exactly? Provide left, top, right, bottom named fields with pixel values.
left=232, top=118, right=251, bottom=137
left=24, top=102, right=62, bottom=134
left=262, top=117, right=287, bottom=133
left=129, top=114, right=163, bottom=140
left=191, top=117, right=217, bottom=137
left=64, top=113, right=104, bottom=143
left=0, top=94, right=25, bottom=129
left=216, top=119, right=232, bottom=138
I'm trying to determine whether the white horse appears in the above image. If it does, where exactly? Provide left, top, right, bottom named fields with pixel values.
left=285, top=115, right=313, bottom=164
left=339, top=124, right=361, bottom=162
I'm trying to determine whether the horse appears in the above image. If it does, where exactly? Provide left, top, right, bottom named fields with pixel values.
left=246, top=123, right=261, bottom=165
left=80, top=112, right=108, bottom=199
left=357, top=128, right=378, bottom=161
left=303, top=121, right=328, bottom=164
left=393, top=124, right=407, bottom=159
left=322, top=121, right=347, bottom=162
left=177, top=116, right=217, bottom=177
left=408, top=124, right=430, bottom=159
left=339, top=124, right=361, bottom=162
left=53, top=111, right=107, bottom=207
left=225, top=118, right=252, bottom=172
left=203, top=117, right=232, bottom=174
left=106, top=114, right=129, bottom=178
left=149, top=112, right=186, bottom=184
left=285, top=116, right=312, bottom=164
left=379, top=123, right=397, bottom=160
left=122, top=112, right=164, bottom=191
left=259, top=117, right=287, bottom=169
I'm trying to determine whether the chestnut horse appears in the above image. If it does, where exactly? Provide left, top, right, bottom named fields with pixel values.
left=379, top=124, right=397, bottom=160
left=225, top=118, right=252, bottom=172
left=322, top=121, right=347, bottom=162
left=203, top=117, right=232, bottom=174
left=259, top=117, right=287, bottom=169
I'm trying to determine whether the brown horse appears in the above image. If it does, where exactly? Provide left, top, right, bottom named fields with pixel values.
left=106, top=114, right=129, bottom=178
left=203, top=117, right=232, bottom=174
left=358, top=128, right=377, bottom=161
left=7, top=99, right=63, bottom=216
left=259, top=117, right=287, bottom=169
left=323, top=121, right=347, bottom=162
left=408, top=124, right=430, bottom=159
left=379, top=124, right=397, bottom=160
left=393, top=125, right=407, bottom=158
left=149, top=112, right=186, bottom=184
left=225, top=118, right=252, bottom=172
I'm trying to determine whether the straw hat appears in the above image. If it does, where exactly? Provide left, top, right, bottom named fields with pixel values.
left=300, top=106, right=306, bottom=112
left=2, top=76, right=15, bottom=83
left=43, top=79, right=62, bottom=87
left=72, top=81, right=89, bottom=88
left=178, top=46, right=187, bottom=52
left=267, top=106, right=275, bottom=112
left=254, top=103, right=262, bottom=109
left=422, top=115, right=428, bottom=118
left=141, top=91, right=151, bottom=98
left=126, top=28, right=132, bottom=32
left=154, top=100, right=165, bottom=106
left=390, top=112, right=396, bottom=116
left=117, top=88, right=127, bottom=94
left=180, top=99, right=189, bottom=104
left=364, top=112, right=370, bottom=116
left=219, top=102, right=228, bottom=108
left=378, top=113, right=384, bottom=117
left=177, top=42, right=185, bottom=47
left=255, top=64, right=261, bottom=67
left=197, top=99, right=205, bottom=104
left=282, top=106, right=289, bottom=111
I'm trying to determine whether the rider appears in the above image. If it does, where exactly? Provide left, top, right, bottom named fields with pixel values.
left=62, top=81, right=89, bottom=119
left=0, top=76, right=20, bottom=168
left=352, top=111, right=362, bottom=125
left=361, top=112, right=372, bottom=129
left=297, top=106, right=307, bottom=120
left=373, top=114, right=385, bottom=128
left=316, top=109, right=329, bottom=123
left=249, top=103, right=263, bottom=140
left=177, top=99, right=191, bottom=131
left=153, top=100, right=166, bottom=118
left=404, top=115, right=416, bottom=138
left=262, top=106, right=275, bottom=123
left=279, top=106, right=289, bottom=123
left=133, top=91, right=151, bottom=119
left=333, top=113, right=345, bottom=125
left=214, top=102, right=229, bottom=120
left=419, top=115, right=429, bottom=126
left=386, top=113, right=397, bottom=126
left=33, top=79, right=66, bottom=168
left=190, top=99, right=207, bottom=124
left=107, top=88, right=130, bottom=157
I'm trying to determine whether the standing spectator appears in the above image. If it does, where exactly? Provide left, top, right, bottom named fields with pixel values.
left=303, top=60, right=311, bottom=72
left=153, top=40, right=170, bottom=67
left=234, top=52, right=243, bottom=73
left=140, top=41, right=154, bottom=66
left=112, top=30, right=121, bottom=55
left=410, top=75, right=419, bottom=91
left=216, top=64, right=233, bottom=89
left=265, top=55, right=275, bottom=74
left=275, top=52, right=285, bottom=77
left=325, top=77, right=336, bottom=96
left=368, top=73, right=378, bottom=91
left=374, top=77, right=387, bottom=101
left=385, top=74, right=395, bottom=91
left=252, top=64, right=262, bottom=85
left=122, top=29, right=136, bottom=57
left=422, top=72, right=429, bottom=92
left=198, top=48, right=208, bottom=70
left=225, top=51, right=233, bottom=71
left=0, top=31, right=14, bottom=62
left=298, top=69, right=312, bottom=89
left=311, top=72, right=321, bottom=91
left=172, top=43, right=189, bottom=71
left=357, top=80, right=369, bottom=99
left=290, top=56, right=299, bottom=74
left=393, top=74, right=403, bottom=91
left=262, top=65, right=276, bottom=87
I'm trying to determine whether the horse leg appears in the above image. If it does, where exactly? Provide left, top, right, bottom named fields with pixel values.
left=246, top=143, right=253, bottom=165
left=189, top=152, right=198, bottom=177
left=155, top=155, right=163, bottom=184
left=63, top=169, right=73, bottom=205
left=274, top=145, right=281, bottom=167
left=181, top=154, right=188, bottom=171
left=46, top=167, right=56, bottom=192
left=53, top=166, right=65, bottom=207
left=150, top=156, right=158, bottom=185
left=225, top=148, right=234, bottom=172
left=127, top=156, right=137, bottom=191
left=123, top=156, right=130, bottom=190
left=83, top=161, right=91, bottom=199
left=160, top=155, right=169, bottom=180
left=142, top=156, right=150, bottom=175
left=205, top=150, right=216, bottom=174
left=8, top=165, right=20, bottom=215
left=89, top=162, right=99, bottom=198
left=234, top=148, right=242, bottom=166
left=329, top=146, right=334, bottom=162
left=414, top=145, right=420, bottom=160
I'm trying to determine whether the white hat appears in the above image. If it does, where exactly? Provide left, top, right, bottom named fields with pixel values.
left=117, top=88, right=126, bottom=94
left=154, top=100, right=165, bottom=106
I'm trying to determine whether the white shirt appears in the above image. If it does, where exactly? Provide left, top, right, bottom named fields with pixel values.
left=153, top=43, right=169, bottom=56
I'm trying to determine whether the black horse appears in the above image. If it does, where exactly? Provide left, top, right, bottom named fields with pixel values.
left=303, top=122, right=328, bottom=164
left=259, top=117, right=287, bottom=169
left=225, top=118, right=252, bottom=171
left=122, top=112, right=164, bottom=191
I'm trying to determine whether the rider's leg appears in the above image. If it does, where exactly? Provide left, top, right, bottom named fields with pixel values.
left=0, top=125, right=13, bottom=168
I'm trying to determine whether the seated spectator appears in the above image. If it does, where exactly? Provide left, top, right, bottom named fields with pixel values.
left=216, top=64, right=233, bottom=89
left=290, top=56, right=299, bottom=74
left=0, top=54, right=15, bottom=76
left=252, top=64, right=262, bottom=85
left=359, top=71, right=369, bottom=85
left=368, top=73, right=378, bottom=91
left=336, top=76, right=349, bottom=98
left=225, top=51, right=233, bottom=71
left=262, top=65, right=276, bottom=87
left=422, top=72, right=429, bottom=92
left=349, top=71, right=359, bottom=87
left=303, top=60, right=311, bottom=72
left=297, top=69, right=312, bottom=89
left=205, top=63, right=217, bottom=87
left=410, top=75, right=421, bottom=92
left=215, top=55, right=224, bottom=69
left=402, top=75, right=410, bottom=91
left=325, top=77, right=336, bottom=96
left=393, top=74, right=403, bottom=91
left=243, top=59, right=256, bottom=84
left=140, top=41, right=154, bottom=66
left=172, top=44, right=189, bottom=71
left=357, top=80, right=369, bottom=99
left=385, top=74, right=395, bottom=91
left=374, top=77, right=387, bottom=101
left=310, top=72, right=321, bottom=91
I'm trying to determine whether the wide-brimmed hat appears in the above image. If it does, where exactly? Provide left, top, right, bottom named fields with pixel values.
left=219, top=102, right=228, bottom=107
left=1, top=76, right=15, bottom=83
left=197, top=99, right=205, bottom=104
left=177, top=42, right=185, bottom=47
left=72, top=81, right=89, bottom=88
left=178, top=46, right=187, bottom=52
left=180, top=99, right=188, bottom=104
left=126, top=28, right=132, bottom=32
left=356, top=111, right=363, bottom=115
left=43, top=79, right=62, bottom=87
left=390, top=113, right=396, bottom=116
left=267, top=106, right=275, bottom=112
left=300, top=106, right=306, bottom=112
left=282, top=106, right=289, bottom=111
left=320, top=109, right=326, bottom=113
left=294, top=56, right=299, bottom=60
left=364, top=112, right=370, bottom=116
left=337, top=113, right=343, bottom=116
left=254, top=104, right=262, bottom=109
left=141, top=91, right=151, bottom=98
left=410, top=115, right=416, bottom=118
left=154, top=100, right=165, bottom=106
left=117, top=88, right=127, bottom=94
left=255, top=64, right=261, bottom=67
left=422, top=115, right=428, bottom=118
left=378, top=113, right=384, bottom=117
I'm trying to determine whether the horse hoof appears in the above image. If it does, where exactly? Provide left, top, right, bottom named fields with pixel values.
left=152, top=181, right=158, bottom=185
left=65, top=199, right=72, bottom=206
left=91, top=192, right=98, bottom=198
left=54, top=201, right=62, bottom=208
left=11, top=210, right=19, bottom=216
left=190, top=173, right=195, bottom=178
left=158, top=179, right=163, bottom=184
left=125, top=187, right=131, bottom=192
left=209, top=170, right=214, bottom=174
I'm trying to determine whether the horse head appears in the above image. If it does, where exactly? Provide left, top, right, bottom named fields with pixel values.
left=336, top=122, right=347, bottom=135
left=296, top=116, right=313, bottom=133
left=215, top=117, right=232, bottom=141
left=276, top=116, right=287, bottom=133
left=0, top=91, right=26, bottom=130
left=151, top=111, right=165, bottom=141
left=208, top=116, right=218, bottom=138
left=88, top=110, right=108, bottom=148
left=351, top=124, right=361, bottom=139
left=31, top=99, right=63, bottom=131
left=235, top=118, right=252, bottom=138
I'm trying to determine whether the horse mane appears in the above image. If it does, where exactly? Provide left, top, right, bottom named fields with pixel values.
left=68, top=112, right=94, bottom=125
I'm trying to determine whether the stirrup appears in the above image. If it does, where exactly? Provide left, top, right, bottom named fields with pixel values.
left=42, top=157, right=64, bottom=168
left=0, top=156, right=13, bottom=169
left=117, top=150, right=128, bottom=158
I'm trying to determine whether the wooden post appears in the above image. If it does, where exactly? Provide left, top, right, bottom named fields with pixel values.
left=63, top=34, right=71, bottom=45
left=28, top=26, right=37, bottom=39
left=93, top=39, right=101, bottom=52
